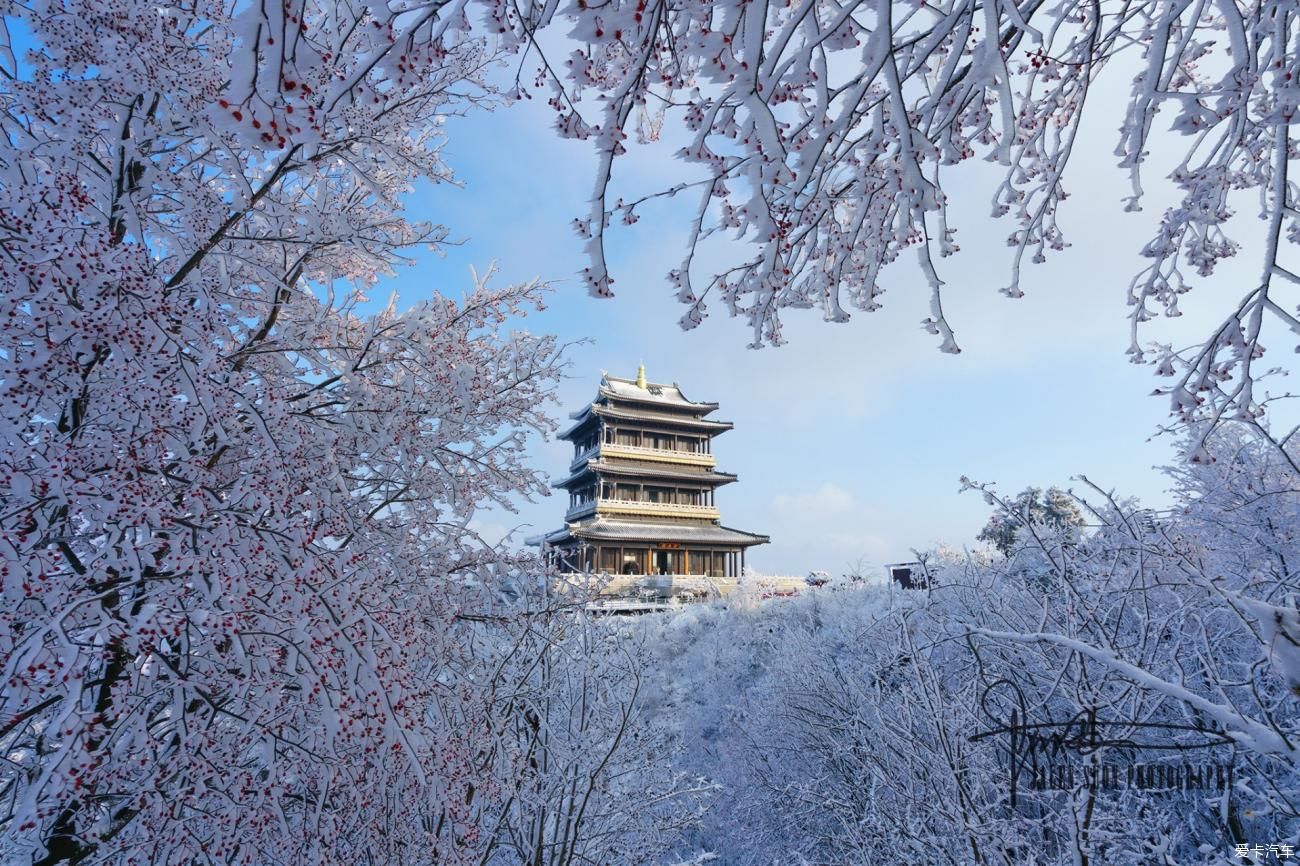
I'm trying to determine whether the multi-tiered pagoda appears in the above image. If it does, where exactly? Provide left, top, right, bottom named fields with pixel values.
left=531, top=367, right=768, bottom=579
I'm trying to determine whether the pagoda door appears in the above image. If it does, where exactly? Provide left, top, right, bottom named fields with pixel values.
left=654, top=549, right=683, bottom=574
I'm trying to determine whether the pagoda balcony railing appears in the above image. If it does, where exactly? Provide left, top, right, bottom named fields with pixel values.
left=598, top=498, right=720, bottom=519
left=565, top=501, right=598, bottom=520
left=564, top=498, right=720, bottom=522
left=597, top=443, right=716, bottom=467
left=570, top=443, right=716, bottom=471
left=569, top=443, right=599, bottom=469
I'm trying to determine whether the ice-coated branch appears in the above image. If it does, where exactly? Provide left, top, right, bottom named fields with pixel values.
left=512, top=0, right=1300, bottom=432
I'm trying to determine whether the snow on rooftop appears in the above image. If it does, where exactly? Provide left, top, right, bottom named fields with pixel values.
left=573, top=519, right=768, bottom=545
left=600, top=371, right=714, bottom=410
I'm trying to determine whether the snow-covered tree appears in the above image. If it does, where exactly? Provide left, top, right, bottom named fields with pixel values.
left=474, top=609, right=715, bottom=866
left=0, top=1, right=578, bottom=861
left=589, top=421, right=1300, bottom=865
left=976, top=485, right=1086, bottom=556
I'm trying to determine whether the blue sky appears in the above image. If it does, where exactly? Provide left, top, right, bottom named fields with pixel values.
left=370, top=72, right=1282, bottom=578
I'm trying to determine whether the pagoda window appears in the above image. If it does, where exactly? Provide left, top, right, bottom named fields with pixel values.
left=616, top=430, right=641, bottom=447
left=646, top=432, right=679, bottom=451
left=686, top=550, right=707, bottom=575
left=646, top=485, right=674, bottom=503
left=621, top=549, right=647, bottom=574
left=671, top=488, right=702, bottom=506
left=599, top=548, right=620, bottom=574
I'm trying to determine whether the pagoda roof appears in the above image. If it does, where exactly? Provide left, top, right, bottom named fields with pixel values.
left=598, top=373, right=717, bottom=413
left=557, top=408, right=601, bottom=440
left=559, top=369, right=728, bottom=439
left=593, top=404, right=732, bottom=430
left=525, top=526, right=575, bottom=547
left=530, top=519, right=768, bottom=548
left=559, top=405, right=732, bottom=440
left=559, top=403, right=732, bottom=440
left=552, top=460, right=738, bottom=489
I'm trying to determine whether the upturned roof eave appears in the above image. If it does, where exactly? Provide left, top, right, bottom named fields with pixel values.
left=591, top=403, right=733, bottom=431
left=557, top=405, right=598, bottom=440
left=566, top=518, right=770, bottom=547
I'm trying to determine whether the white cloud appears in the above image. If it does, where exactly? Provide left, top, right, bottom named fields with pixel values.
left=763, top=483, right=894, bottom=574
left=466, top=518, right=512, bottom=546
left=770, top=482, right=857, bottom=516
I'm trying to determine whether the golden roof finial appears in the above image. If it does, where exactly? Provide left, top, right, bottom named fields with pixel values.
left=635, top=362, right=647, bottom=389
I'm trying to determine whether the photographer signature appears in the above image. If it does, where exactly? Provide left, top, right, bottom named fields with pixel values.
left=969, top=680, right=1236, bottom=805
